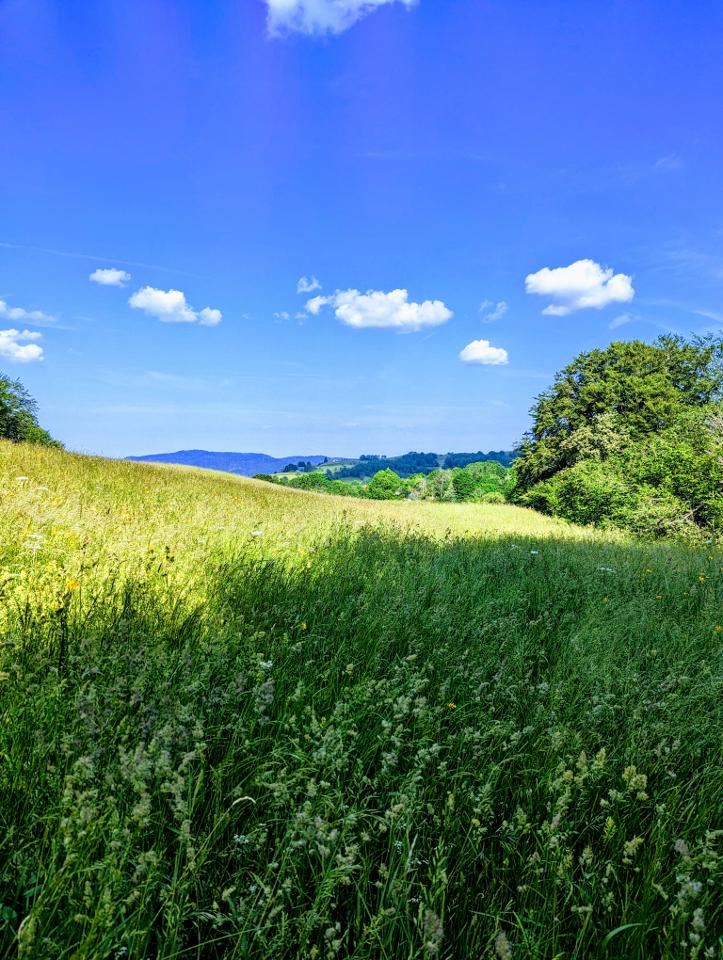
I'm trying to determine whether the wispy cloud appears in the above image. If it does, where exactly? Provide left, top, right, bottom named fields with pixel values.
left=0, top=298, right=56, bottom=327
left=0, top=241, right=209, bottom=279
left=479, top=299, right=508, bottom=323
left=297, top=275, right=321, bottom=294
left=609, top=312, right=635, bottom=330
left=265, top=0, right=417, bottom=36
left=653, top=152, right=684, bottom=174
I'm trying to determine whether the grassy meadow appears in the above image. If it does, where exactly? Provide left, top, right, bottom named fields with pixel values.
left=0, top=441, right=720, bottom=959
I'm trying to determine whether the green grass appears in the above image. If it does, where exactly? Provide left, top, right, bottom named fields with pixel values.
left=0, top=441, right=720, bottom=959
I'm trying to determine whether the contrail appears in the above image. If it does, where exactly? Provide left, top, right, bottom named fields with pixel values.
left=0, top=241, right=211, bottom=279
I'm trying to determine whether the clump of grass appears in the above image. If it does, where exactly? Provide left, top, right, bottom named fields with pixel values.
left=0, top=442, right=720, bottom=958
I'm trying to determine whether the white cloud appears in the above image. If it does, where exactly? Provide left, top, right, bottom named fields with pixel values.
left=609, top=313, right=634, bottom=330
left=0, top=299, right=56, bottom=326
left=274, top=311, right=291, bottom=321
left=128, top=287, right=222, bottom=326
left=89, top=267, right=131, bottom=287
left=459, top=339, right=509, bottom=365
left=265, top=0, right=416, bottom=35
left=307, top=288, right=452, bottom=332
left=525, top=259, right=634, bottom=316
left=0, top=328, right=43, bottom=363
left=297, top=275, right=321, bottom=294
left=480, top=299, right=508, bottom=323
left=198, top=307, right=222, bottom=327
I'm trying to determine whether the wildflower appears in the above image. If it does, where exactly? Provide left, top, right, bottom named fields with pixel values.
left=259, top=659, right=273, bottom=671
left=66, top=579, right=80, bottom=591
left=674, top=838, right=691, bottom=859
left=714, top=626, right=722, bottom=634
left=677, top=879, right=702, bottom=902
left=251, top=530, right=263, bottom=537
left=495, top=931, right=513, bottom=959
left=422, top=909, right=443, bottom=956
left=623, top=836, right=644, bottom=863
left=698, top=574, right=706, bottom=583
left=300, top=622, right=307, bottom=631
left=597, top=565, right=615, bottom=573
left=447, top=702, right=457, bottom=710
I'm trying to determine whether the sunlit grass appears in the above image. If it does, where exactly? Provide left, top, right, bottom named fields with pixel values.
left=0, top=441, right=720, bottom=959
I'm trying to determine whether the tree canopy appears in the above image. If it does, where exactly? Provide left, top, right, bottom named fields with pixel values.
left=514, top=336, right=723, bottom=541
left=0, top=374, right=60, bottom=447
left=514, top=335, right=723, bottom=490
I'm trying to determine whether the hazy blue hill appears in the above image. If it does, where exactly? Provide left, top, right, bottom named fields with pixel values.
left=126, top=450, right=333, bottom=476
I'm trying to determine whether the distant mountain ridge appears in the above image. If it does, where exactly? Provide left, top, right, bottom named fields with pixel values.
left=126, top=450, right=333, bottom=476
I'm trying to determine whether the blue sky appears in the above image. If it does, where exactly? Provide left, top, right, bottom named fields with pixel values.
left=1, top=0, right=722, bottom=457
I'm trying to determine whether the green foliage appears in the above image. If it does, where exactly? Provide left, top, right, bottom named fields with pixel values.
left=515, top=337, right=723, bottom=540
left=256, top=471, right=367, bottom=499
left=334, top=451, right=440, bottom=479
left=333, top=450, right=516, bottom=480
left=515, top=335, right=723, bottom=489
left=261, top=462, right=514, bottom=505
left=0, top=443, right=720, bottom=959
left=442, top=449, right=517, bottom=468
left=0, top=373, right=60, bottom=447
left=366, top=467, right=405, bottom=500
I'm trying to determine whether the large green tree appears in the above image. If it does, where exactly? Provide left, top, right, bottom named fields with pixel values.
left=0, top=374, right=60, bottom=447
left=515, top=335, right=723, bottom=490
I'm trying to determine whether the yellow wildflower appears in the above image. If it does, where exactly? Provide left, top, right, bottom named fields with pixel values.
left=66, top=579, right=80, bottom=591
left=448, top=702, right=457, bottom=710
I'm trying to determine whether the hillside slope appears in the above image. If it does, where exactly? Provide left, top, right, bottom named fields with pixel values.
left=0, top=443, right=720, bottom=959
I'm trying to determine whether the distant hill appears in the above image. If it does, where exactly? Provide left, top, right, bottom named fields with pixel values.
left=126, top=450, right=334, bottom=477
left=332, top=450, right=517, bottom=480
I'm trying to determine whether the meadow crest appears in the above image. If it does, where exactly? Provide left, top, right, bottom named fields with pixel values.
left=0, top=442, right=721, bottom=959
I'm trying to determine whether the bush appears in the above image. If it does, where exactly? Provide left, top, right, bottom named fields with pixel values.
left=479, top=491, right=506, bottom=504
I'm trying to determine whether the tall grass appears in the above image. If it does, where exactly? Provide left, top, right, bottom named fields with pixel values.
left=0, top=442, right=720, bottom=958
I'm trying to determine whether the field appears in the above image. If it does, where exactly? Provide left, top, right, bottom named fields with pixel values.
left=0, top=441, right=720, bottom=959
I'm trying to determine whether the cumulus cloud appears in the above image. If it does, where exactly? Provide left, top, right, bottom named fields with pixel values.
left=459, top=339, right=509, bottom=365
left=480, top=299, right=508, bottom=323
left=297, top=275, right=321, bottom=294
left=128, top=287, right=222, bottom=326
left=0, top=299, right=56, bottom=326
left=525, top=259, right=634, bottom=316
left=265, top=0, right=416, bottom=35
left=198, top=307, right=222, bottom=327
left=307, top=288, right=452, bottom=332
left=0, top=328, right=43, bottom=363
left=89, top=267, right=131, bottom=287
